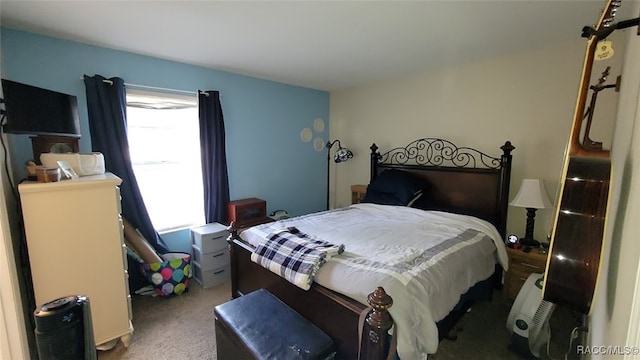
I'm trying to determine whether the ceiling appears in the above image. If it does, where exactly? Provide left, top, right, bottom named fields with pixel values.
left=0, top=1, right=633, bottom=91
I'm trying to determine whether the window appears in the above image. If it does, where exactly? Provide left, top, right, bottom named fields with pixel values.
left=126, top=90, right=205, bottom=232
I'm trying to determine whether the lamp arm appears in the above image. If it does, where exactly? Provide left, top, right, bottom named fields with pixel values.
left=326, top=140, right=340, bottom=162
left=327, top=139, right=341, bottom=149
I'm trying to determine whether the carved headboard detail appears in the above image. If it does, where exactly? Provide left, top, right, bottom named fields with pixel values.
left=369, top=138, right=515, bottom=237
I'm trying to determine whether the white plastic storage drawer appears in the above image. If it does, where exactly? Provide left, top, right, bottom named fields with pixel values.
left=193, top=262, right=230, bottom=288
left=192, top=246, right=230, bottom=271
left=190, top=223, right=229, bottom=253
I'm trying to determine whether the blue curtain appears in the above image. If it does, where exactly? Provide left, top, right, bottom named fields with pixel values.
left=84, top=75, right=169, bottom=290
left=198, top=90, right=230, bottom=224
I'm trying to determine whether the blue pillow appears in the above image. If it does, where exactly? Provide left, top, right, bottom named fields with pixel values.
left=362, top=169, right=425, bottom=206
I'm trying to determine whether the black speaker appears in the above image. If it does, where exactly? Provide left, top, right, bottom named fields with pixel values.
left=33, top=295, right=96, bottom=360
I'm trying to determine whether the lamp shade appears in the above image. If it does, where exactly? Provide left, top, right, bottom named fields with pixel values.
left=334, top=147, right=353, bottom=163
left=510, top=179, right=552, bottom=209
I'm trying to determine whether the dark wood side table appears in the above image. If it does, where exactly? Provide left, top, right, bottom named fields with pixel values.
left=504, top=247, right=548, bottom=300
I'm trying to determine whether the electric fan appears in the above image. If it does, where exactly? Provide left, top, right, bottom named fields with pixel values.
left=506, top=273, right=556, bottom=359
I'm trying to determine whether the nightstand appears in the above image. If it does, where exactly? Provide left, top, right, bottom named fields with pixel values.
left=504, top=247, right=548, bottom=300
left=351, top=184, right=367, bottom=204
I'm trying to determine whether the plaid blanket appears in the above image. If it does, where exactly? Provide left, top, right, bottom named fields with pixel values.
left=250, top=227, right=344, bottom=290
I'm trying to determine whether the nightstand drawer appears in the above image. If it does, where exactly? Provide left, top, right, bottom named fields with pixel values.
left=510, top=257, right=546, bottom=273
left=505, top=248, right=548, bottom=300
left=506, top=268, right=544, bottom=299
left=506, top=271, right=530, bottom=300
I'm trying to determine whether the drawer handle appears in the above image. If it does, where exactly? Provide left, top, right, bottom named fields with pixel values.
left=212, top=253, right=225, bottom=258
left=211, top=236, right=224, bottom=240
left=519, top=262, right=541, bottom=269
left=214, top=269, right=225, bottom=275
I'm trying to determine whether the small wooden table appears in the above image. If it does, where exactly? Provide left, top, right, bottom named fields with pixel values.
left=350, top=184, right=367, bottom=204
left=504, top=247, right=549, bottom=300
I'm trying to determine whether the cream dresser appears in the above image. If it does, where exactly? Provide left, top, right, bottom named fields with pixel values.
left=18, top=173, right=133, bottom=348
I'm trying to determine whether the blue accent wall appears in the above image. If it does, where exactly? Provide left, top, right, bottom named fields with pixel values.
left=1, top=28, right=329, bottom=251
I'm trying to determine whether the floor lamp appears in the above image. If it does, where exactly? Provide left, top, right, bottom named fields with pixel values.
left=510, top=178, right=552, bottom=247
left=326, top=140, right=353, bottom=210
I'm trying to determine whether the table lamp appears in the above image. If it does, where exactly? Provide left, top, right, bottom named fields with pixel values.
left=510, top=178, right=552, bottom=247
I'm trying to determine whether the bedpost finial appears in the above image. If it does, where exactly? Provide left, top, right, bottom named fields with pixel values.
left=367, top=286, right=393, bottom=312
left=227, top=221, right=239, bottom=241
left=370, top=143, right=378, bottom=154
left=366, top=286, right=393, bottom=331
left=500, top=141, right=515, bottom=156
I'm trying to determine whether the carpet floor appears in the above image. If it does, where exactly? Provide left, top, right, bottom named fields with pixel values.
left=97, top=280, right=231, bottom=360
left=97, top=280, right=580, bottom=360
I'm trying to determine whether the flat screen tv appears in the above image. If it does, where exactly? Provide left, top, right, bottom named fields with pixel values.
left=1, top=79, right=81, bottom=137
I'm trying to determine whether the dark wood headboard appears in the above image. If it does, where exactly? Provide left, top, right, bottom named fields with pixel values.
left=369, top=138, right=515, bottom=238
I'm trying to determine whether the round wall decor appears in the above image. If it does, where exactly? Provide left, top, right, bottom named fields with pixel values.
left=300, top=128, right=313, bottom=143
left=314, top=118, right=325, bottom=132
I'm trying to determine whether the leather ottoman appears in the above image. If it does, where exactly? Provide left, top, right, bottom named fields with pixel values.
left=214, top=289, right=335, bottom=360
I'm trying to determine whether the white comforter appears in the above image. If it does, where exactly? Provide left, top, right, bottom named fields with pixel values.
left=241, top=203, right=508, bottom=360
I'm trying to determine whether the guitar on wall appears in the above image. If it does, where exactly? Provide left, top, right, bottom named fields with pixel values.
left=541, top=0, right=622, bottom=315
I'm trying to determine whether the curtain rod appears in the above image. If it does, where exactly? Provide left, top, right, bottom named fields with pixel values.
left=80, top=76, right=211, bottom=97
left=126, top=82, right=210, bottom=97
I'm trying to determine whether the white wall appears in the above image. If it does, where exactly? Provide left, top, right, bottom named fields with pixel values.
left=591, top=0, right=640, bottom=353
left=0, top=170, right=29, bottom=359
left=330, top=4, right=640, bottom=354
left=0, top=37, right=29, bottom=357
left=329, top=33, right=625, bottom=243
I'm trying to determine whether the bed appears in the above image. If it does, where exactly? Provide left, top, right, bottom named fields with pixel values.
left=227, top=138, right=515, bottom=359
